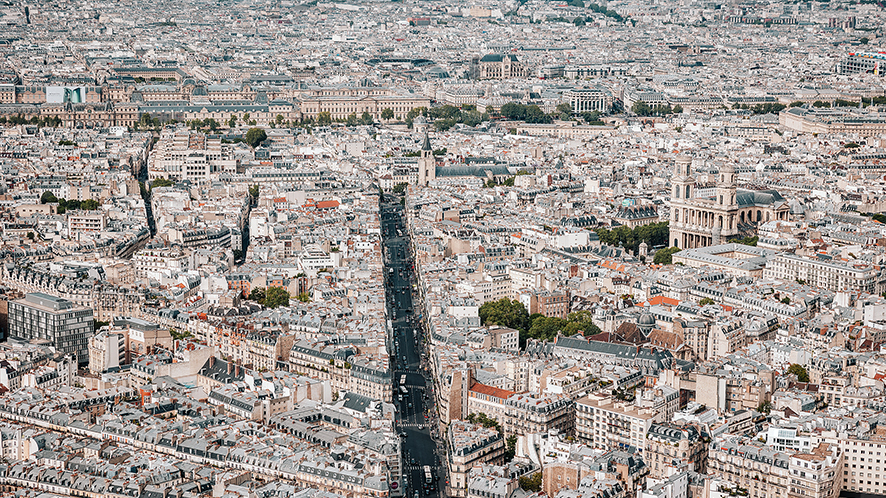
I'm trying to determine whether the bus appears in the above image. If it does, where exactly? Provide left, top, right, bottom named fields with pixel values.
left=400, top=374, right=407, bottom=386
left=423, top=466, right=433, bottom=486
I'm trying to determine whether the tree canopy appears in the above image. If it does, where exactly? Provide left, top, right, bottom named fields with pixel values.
left=248, top=287, right=266, bottom=304
left=519, top=473, right=542, bottom=492
left=151, top=178, right=175, bottom=189
left=499, top=103, right=552, bottom=124
left=595, top=221, right=669, bottom=254
left=525, top=310, right=602, bottom=345
left=653, top=246, right=681, bottom=265
left=265, top=287, right=290, bottom=308
left=732, top=236, right=758, bottom=246
left=40, top=191, right=58, bottom=204
left=787, top=363, right=809, bottom=382
left=246, top=128, right=268, bottom=148
left=632, top=101, right=680, bottom=116
left=479, top=298, right=530, bottom=334
left=248, top=287, right=290, bottom=308
left=81, top=199, right=100, bottom=210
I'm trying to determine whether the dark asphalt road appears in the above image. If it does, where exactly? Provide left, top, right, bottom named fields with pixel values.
left=382, top=199, right=444, bottom=498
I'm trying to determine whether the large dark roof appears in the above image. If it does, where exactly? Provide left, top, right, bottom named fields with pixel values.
left=479, top=54, right=518, bottom=63
left=735, top=189, right=785, bottom=207
left=435, top=164, right=511, bottom=178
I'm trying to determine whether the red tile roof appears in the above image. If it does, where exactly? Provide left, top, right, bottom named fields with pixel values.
left=316, top=200, right=340, bottom=209
left=469, top=382, right=514, bottom=399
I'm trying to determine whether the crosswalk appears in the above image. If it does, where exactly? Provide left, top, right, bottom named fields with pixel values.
left=403, top=465, right=443, bottom=472
left=397, top=422, right=428, bottom=428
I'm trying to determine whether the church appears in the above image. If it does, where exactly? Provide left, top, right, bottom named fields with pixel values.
left=669, top=156, right=790, bottom=249
left=416, top=134, right=514, bottom=186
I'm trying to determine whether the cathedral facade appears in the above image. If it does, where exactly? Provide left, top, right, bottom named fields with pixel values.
left=669, top=156, right=790, bottom=249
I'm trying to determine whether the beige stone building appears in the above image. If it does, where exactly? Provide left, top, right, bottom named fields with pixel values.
left=645, top=423, right=708, bottom=479
left=477, top=54, right=528, bottom=80
left=575, top=394, right=655, bottom=455
left=707, top=439, right=842, bottom=498
left=780, top=106, right=886, bottom=137
left=448, top=420, right=505, bottom=497
left=669, top=156, right=790, bottom=249
left=299, top=87, right=430, bottom=122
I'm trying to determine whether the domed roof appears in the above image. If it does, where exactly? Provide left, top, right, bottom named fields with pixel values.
left=638, top=311, right=655, bottom=326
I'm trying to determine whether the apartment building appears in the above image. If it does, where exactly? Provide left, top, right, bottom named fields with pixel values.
left=88, top=329, right=127, bottom=374
left=466, top=383, right=514, bottom=431
left=536, top=289, right=570, bottom=319
left=245, top=330, right=295, bottom=372
left=67, top=210, right=106, bottom=235
left=707, top=439, right=842, bottom=498
left=133, top=247, right=189, bottom=280
left=465, top=383, right=573, bottom=436
left=780, top=106, right=886, bottom=137
left=504, top=392, right=574, bottom=437
left=763, top=253, right=881, bottom=294
left=818, top=427, right=886, bottom=495
left=697, top=371, right=774, bottom=415
left=576, top=394, right=656, bottom=455
left=477, top=326, right=519, bottom=352
left=644, top=423, right=708, bottom=479
left=448, top=420, right=505, bottom=497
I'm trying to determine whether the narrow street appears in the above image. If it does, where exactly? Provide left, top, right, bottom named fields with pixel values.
left=381, top=195, right=445, bottom=498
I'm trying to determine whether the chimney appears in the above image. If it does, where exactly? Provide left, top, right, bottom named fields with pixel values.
left=209, top=356, right=215, bottom=368
left=227, top=361, right=233, bottom=375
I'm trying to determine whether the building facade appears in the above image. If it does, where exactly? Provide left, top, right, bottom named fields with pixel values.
left=763, top=254, right=882, bottom=294
left=477, top=55, right=528, bottom=80
left=669, top=156, right=790, bottom=249
left=564, top=87, right=613, bottom=114
left=8, top=293, right=94, bottom=365
left=576, top=394, right=655, bottom=455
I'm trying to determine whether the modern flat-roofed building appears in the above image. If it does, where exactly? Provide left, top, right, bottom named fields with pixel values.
left=835, top=52, right=885, bottom=76
left=8, top=292, right=94, bottom=365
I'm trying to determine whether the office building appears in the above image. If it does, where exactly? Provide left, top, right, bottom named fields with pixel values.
left=8, top=293, right=94, bottom=365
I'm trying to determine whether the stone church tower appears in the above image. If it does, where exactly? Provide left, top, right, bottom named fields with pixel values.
left=417, top=133, right=435, bottom=186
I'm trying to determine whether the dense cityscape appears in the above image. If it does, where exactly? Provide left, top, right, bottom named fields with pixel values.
left=0, top=0, right=884, bottom=497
